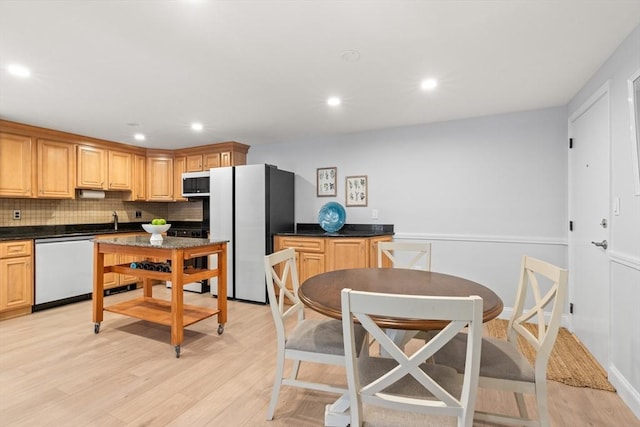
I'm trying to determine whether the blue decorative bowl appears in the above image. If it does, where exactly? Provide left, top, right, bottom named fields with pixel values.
left=318, top=202, right=346, bottom=233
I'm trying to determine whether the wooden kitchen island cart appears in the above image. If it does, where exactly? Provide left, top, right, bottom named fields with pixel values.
left=92, top=235, right=228, bottom=358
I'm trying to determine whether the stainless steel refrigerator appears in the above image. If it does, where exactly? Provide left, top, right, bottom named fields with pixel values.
left=209, top=164, right=295, bottom=303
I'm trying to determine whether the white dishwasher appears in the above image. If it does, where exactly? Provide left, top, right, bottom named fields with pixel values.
left=34, top=235, right=95, bottom=309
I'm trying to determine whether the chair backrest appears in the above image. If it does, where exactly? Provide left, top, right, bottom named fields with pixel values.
left=378, top=241, right=432, bottom=271
left=341, top=288, right=483, bottom=426
left=264, top=248, right=305, bottom=345
left=508, top=255, right=568, bottom=367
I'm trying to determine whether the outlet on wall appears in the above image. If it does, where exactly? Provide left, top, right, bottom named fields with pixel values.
left=13, top=210, right=21, bottom=220
left=135, top=210, right=142, bottom=218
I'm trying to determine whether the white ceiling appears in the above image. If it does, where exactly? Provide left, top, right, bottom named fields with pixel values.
left=1, top=1, right=639, bottom=150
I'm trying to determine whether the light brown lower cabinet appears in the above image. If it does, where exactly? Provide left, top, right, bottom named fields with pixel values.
left=0, top=240, right=33, bottom=320
left=273, top=234, right=392, bottom=293
left=95, top=233, right=148, bottom=291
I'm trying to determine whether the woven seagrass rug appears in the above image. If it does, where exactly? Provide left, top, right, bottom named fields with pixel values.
left=485, top=319, right=616, bottom=392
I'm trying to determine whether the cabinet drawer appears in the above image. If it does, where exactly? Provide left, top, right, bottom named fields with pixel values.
left=0, top=240, right=33, bottom=258
left=277, top=237, right=325, bottom=253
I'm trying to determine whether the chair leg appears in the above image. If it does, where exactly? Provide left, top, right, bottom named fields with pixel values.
left=535, top=380, right=551, bottom=427
left=514, top=391, right=528, bottom=420
left=266, top=350, right=286, bottom=420
left=290, top=359, right=301, bottom=380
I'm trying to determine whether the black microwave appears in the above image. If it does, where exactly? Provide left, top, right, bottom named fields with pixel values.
left=182, top=171, right=210, bottom=197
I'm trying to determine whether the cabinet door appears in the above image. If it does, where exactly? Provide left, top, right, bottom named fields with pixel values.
left=203, top=152, right=220, bottom=169
left=174, top=156, right=187, bottom=201
left=0, top=257, right=33, bottom=313
left=95, top=235, right=144, bottom=288
left=102, top=252, right=119, bottom=289
left=108, top=150, right=132, bottom=190
left=299, top=251, right=325, bottom=283
left=326, top=238, right=368, bottom=271
left=132, top=154, right=146, bottom=200
left=186, top=154, right=203, bottom=172
left=220, top=152, right=232, bottom=167
left=118, top=253, right=142, bottom=285
left=37, top=139, right=75, bottom=198
left=0, top=132, right=33, bottom=197
left=77, top=145, right=107, bottom=189
left=146, top=156, right=173, bottom=201
left=369, top=236, right=393, bottom=268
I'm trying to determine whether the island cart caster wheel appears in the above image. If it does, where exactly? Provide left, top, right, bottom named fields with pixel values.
left=174, top=345, right=181, bottom=358
left=217, top=324, right=224, bottom=335
left=94, top=323, right=100, bottom=334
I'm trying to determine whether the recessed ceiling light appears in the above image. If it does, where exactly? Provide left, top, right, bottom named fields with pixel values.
left=6, top=64, right=31, bottom=78
left=340, top=50, right=361, bottom=62
left=327, top=97, right=341, bottom=106
left=134, top=133, right=146, bottom=141
left=191, top=122, right=203, bottom=131
left=421, top=78, right=438, bottom=90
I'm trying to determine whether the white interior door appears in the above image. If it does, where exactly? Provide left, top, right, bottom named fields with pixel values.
left=568, top=84, right=611, bottom=368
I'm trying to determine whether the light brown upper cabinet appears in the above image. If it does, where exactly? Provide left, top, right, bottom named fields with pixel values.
left=77, top=145, right=107, bottom=189
left=37, top=138, right=75, bottom=198
left=107, top=150, right=132, bottom=190
left=77, top=145, right=132, bottom=191
left=0, top=132, right=34, bottom=198
left=205, top=152, right=223, bottom=169
left=186, top=152, right=222, bottom=171
left=174, top=155, right=187, bottom=201
left=176, top=142, right=249, bottom=173
left=146, top=153, right=173, bottom=201
left=131, top=154, right=146, bottom=201
left=185, top=154, right=204, bottom=172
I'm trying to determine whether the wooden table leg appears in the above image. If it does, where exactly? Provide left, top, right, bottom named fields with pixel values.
left=92, top=242, right=104, bottom=330
left=217, top=243, right=227, bottom=326
left=142, top=276, right=153, bottom=297
left=170, top=249, right=185, bottom=356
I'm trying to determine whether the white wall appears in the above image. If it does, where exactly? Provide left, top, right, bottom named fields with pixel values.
left=249, top=106, right=568, bottom=311
left=568, top=25, right=640, bottom=417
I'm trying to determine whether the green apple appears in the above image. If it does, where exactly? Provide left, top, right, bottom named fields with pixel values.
left=151, top=218, right=161, bottom=225
left=158, top=218, right=166, bottom=225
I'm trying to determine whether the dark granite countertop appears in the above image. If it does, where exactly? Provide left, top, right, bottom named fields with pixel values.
left=95, top=235, right=227, bottom=249
left=276, top=223, right=394, bottom=238
left=0, top=221, right=207, bottom=242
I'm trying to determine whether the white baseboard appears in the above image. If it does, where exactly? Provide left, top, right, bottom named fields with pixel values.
left=609, top=365, right=640, bottom=420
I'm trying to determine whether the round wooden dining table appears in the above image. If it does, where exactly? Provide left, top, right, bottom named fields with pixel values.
left=298, top=268, right=504, bottom=330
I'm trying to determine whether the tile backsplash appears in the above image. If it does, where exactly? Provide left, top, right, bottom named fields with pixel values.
left=0, top=193, right=205, bottom=226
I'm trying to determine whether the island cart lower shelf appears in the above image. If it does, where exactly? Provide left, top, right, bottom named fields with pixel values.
left=104, top=297, right=219, bottom=327
left=92, top=235, right=228, bottom=358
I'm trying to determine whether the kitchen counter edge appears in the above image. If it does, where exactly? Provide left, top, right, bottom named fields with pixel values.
left=276, top=223, right=394, bottom=238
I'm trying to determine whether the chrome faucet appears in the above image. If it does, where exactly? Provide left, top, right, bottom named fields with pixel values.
left=112, top=211, right=118, bottom=231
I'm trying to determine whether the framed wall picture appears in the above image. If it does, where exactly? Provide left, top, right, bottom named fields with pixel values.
left=345, top=175, right=368, bottom=207
left=317, top=167, right=337, bottom=197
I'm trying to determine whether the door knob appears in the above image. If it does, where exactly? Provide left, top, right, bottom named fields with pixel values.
left=591, top=240, right=608, bottom=250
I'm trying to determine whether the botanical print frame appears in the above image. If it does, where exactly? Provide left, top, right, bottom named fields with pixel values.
left=317, top=167, right=337, bottom=197
left=345, top=175, right=368, bottom=207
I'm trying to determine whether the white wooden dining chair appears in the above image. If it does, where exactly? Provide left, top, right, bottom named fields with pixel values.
left=432, top=255, right=568, bottom=427
left=377, top=241, right=432, bottom=271
left=377, top=241, right=433, bottom=348
left=263, top=248, right=366, bottom=421
left=341, top=288, right=483, bottom=427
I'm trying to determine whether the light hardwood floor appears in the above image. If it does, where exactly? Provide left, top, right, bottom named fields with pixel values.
left=1, top=286, right=638, bottom=426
